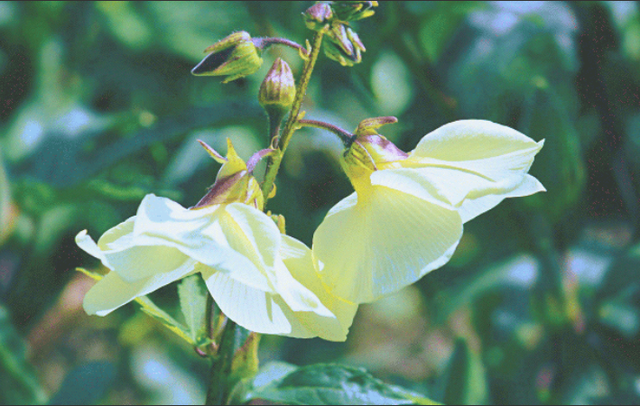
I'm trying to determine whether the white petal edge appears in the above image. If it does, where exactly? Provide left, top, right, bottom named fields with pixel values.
left=457, top=174, right=546, bottom=223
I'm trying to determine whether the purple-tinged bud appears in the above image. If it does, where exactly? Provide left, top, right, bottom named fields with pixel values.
left=259, top=58, right=296, bottom=118
left=303, top=2, right=334, bottom=31
left=191, top=31, right=263, bottom=83
left=324, top=25, right=366, bottom=66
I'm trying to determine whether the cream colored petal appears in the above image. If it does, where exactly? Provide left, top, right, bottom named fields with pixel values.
left=458, top=174, right=546, bottom=223
left=103, top=244, right=194, bottom=282
left=202, top=269, right=316, bottom=338
left=404, top=120, right=544, bottom=206
left=96, top=217, right=135, bottom=251
left=313, top=186, right=463, bottom=304
left=281, top=235, right=358, bottom=341
left=83, top=259, right=197, bottom=316
left=130, top=195, right=273, bottom=293
left=76, top=230, right=111, bottom=269
left=222, top=203, right=281, bottom=274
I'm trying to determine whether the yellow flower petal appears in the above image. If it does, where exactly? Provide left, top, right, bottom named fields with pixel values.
left=313, top=185, right=463, bottom=303
left=457, top=174, right=546, bottom=223
left=404, top=120, right=544, bottom=206
left=83, top=259, right=197, bottom=316
left=281, top=235, right=358, bottom=341
left=131, top=195, right=273, bottom=292
left=202, top=268, right=316, bottom=338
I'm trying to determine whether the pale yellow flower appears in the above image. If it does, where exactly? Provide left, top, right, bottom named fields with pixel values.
left=312, top=119, right=545, bottom=304
left=77, top=140, right=357, bottom=341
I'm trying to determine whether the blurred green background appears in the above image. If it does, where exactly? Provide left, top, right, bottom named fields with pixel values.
left=2, top=1, right=640, bottom=404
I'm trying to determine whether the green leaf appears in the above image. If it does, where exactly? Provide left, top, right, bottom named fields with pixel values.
left=246, top=363, right=439, bottom=405
left=177, top=274, right=209, bottom=346
left=76, top=268, right=195, bottom=345
left=0, top=305, right=48, bottom=405
left=442, top=338, right=489, bottom=405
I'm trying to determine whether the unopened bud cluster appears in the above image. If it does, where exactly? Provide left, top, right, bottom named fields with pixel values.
left=303, top=1, right=377, bottom=67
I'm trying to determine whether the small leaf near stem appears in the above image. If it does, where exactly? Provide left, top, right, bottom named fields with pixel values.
left=261, top=29, right=327, bottom=202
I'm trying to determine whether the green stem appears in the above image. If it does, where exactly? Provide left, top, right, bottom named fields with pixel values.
left=205, top=319, right=237, bottom=405
left=261, top=29, right=325, bottom=202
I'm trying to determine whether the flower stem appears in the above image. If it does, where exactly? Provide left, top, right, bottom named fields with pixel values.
left=254, top=37, right=309, bottom=56
left=298, top=119, right=354, bottom=146
left=205, top=319, right=239, bottom=405
left=261, top=29, right=325, bottom=202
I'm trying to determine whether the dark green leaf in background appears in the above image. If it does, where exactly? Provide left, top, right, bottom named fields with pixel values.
left=247, top=363, right=439, bottom=405
left=0, top=305, right=47, bottom=405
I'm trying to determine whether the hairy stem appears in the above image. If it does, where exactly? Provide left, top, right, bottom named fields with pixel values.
left=261, top=29, right=326, bottom=202
left=298, top=119, right=354, bottom=146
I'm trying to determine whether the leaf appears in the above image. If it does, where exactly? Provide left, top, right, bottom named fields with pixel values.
left=177, top=274, right=209, bottom=346
left=76, top=268, right=194, bottom=345
left=0, top=304, right=48, bottom=405
left=135, top=297, right=194, bottom=345
left=442, top=338, right=489, bottom=405
left=246, top=363, right=439, bottom=405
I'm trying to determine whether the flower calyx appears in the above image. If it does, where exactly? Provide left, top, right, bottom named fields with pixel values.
left=342, top=117, right=407, bottom=188
left=191, top=31, right=263, bottom=83
left=194, top=139, right=275, bottom=209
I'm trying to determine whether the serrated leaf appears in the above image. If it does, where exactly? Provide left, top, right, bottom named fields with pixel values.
left=76, top=268, right=194, bottom=345
left=246, top=363, right=439, bottom=405
left=177, top=274, right=209, bottom=345
left=0, top=305, right=48, bottom=405
left=442, top=338, right=488, bottom=405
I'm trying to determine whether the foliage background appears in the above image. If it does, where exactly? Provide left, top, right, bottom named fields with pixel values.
left=1, top=1, right=640, bottom=404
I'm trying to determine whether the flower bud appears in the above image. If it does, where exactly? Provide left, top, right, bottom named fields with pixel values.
left=332, top=1, right=378, bottom=22
left=195, top=139, right=265, bottom=209
left=324, top=25, right=365, bottom=66
left=191, top=31, right=263, bottom=83
left=303, top=2, right=334, bottom=31
left=259, top=58, right=296, bottom=119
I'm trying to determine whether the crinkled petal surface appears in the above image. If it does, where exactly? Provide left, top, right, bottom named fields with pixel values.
left=313, top=186, right=463, bottom=304
left=128, top=195, right=275, bottom=292
left=201, top=235, right=356, bottom=342
left=402, top=120, right=544, bottom=208
left=280, top=235, right=358, bottom=341
left=202, top=268, right=317, bottom=338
